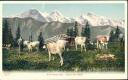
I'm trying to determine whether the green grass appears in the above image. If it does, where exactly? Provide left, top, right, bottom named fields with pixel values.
left=3, top=42, right=125, bottom=72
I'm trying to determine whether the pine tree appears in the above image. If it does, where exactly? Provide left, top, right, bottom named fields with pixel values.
left=3, top=19, right=9, bottom=44
left=66, top=27, right=75, bottom=37
left=109, top=26, right=121, bottom=42
left=20, top=37, right=24, bottom=51
left=81, top=21, right=91, bottom=39
left=115, top=26, right=121, bottom=41
left=15, top=25, right=21, bottom=46
left=66, top=28, right=71, bottom=36
left=109, top=30, right=115, bottom=42
left=3, top=19, right=14, bottom=46
left=73, top=21, right=78, bottom=37
left=38, top=32, right=44, bottom=50
left=8, top=27, right=14, bottom=47
left=29, top=32, right=33, bottom=42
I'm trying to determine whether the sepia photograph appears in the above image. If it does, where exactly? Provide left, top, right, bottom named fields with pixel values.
left=0, top=1, right=127, bottom=80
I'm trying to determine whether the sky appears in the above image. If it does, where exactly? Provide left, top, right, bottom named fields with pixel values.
left=3, top=3, right=125, bottom=20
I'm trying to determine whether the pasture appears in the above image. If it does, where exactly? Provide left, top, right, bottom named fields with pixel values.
left=3, top=42, right=125, bottom=72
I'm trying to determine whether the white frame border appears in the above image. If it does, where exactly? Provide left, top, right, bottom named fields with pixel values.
left=0, top=1, right=127, bottom=80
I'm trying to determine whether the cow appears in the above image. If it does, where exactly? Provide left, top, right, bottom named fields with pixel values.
left=75, top=36, right=86, bottom=52
left=96, top=35, right=109, bottom=49
left=26, top=41, right=39, bottom=52
left=23, top=41, right=30, bottom=47
left=46, top=39, right=67, bottom=66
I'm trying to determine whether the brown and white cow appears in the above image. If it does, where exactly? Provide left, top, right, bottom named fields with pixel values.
left=96, top=35, right=109, bottom=49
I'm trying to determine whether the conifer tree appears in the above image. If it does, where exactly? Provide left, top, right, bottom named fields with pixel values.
left=38, top=31, right=44, bottom=50
left=73, top=21, right=78, bottom=37
left=3, top=19, right=14, bottom=46
left=29, top=32, right=33, bottom=42
left=115, top=26, right=121, bottom=41
left=109, top=30, right=115, bottom=42
left=81, top=21, right=91, bottom=39
left=109, top=26, right=121, bottom=42
left=3, top=19, right=9, bottom=44
left=15, top=25, right=21, bottom=46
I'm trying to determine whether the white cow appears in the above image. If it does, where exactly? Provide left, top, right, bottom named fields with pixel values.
left=26, top=41, right=39, bottom=52
left=23, top=41, right=30, bottom=46
left=46, top=39, right=67, bottom=66
left=75, top=36, right=86, bottom=52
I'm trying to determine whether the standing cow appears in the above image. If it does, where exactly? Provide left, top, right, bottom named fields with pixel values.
left=46, top=39, right=68, bottom=66
left=96, top=35, right=109, bottom=49
left=75, top=36, right=87, bottom=52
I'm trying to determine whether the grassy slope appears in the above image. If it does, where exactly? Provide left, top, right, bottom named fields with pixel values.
left=3, top=42, right=125, bottom=72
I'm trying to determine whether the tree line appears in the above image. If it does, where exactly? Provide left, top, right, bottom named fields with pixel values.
left=66, top=21, right=123, bottom=43
left=2, top=19, right=44, bottom=51
left=3, top=19, right=123, bottom=49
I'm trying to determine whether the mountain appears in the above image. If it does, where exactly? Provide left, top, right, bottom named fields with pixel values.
left=75, top=12, right=124, bottom=27
left=3, top=9, right=125, bottom=41
left=48, top=10, right=72, bottom=23
left=12, top=9, right=72, bottom=23
left=12, top=9, right=49, bottom=22
left=9, top=9, right=124, bottom=27
left=3, top=17, right=74, bottom=40
left=3, top=17, right=124, bottom=41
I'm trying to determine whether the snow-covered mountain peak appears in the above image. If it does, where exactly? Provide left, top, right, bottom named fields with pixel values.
left=16, top=9, right=49, bottom=22
left=87, top=12, right=96, bottom=16
left=28, top=9, right=40, bottom=15
left=9, top=9, right=125, bottom=27
left=50, top=10, right=64, bottom=17
left=41, top=12, right=49, bottom=17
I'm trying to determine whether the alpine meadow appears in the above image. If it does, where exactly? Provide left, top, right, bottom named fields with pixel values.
left=2, top=4, right=125, bottom=72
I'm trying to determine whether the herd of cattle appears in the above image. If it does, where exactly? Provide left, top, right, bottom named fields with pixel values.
left=15, top=35, right=109, bottom=66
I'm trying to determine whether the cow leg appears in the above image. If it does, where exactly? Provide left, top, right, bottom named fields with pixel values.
left=101, top=44, right=103, bottom=49
left=48, top=52, right=51, bottom=61
left=64, top=46, right=65, bottom=51
left=59, top=53, right=63, bottom=66
left=84, top=44, right=86, bottom=52
left=52, top=55, right=55, bottom=60
left=97, top=41, right=99, bottom=49
left=31, top=48, right=33, bottom=52
left=81, top=45, right=82, bottom=52
left=29, top=48, right=31, bottom=53
left=105, top=43, right=108, bottom=49
left=75, top=44, right=78, bottom=51
left=99, top=44, right=101, bottom=49
left=102, top=43, right=105, bottom=49
left=36, top=47, right=39, bottom=52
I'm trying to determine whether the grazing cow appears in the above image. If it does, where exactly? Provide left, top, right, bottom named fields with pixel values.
left=3, top=44, right=11, bottom=49
left=75, top=36, right=86, bottom=52
left=23, top=41, right=30, bottom=47
left=26, top=41, right=39, bottom=52
left=96, top=35, right=109, bottom=49
left=46, top=39, right=67, bottom=66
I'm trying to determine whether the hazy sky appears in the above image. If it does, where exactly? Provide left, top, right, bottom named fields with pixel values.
left=3, top=3, right=125, bottom=20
